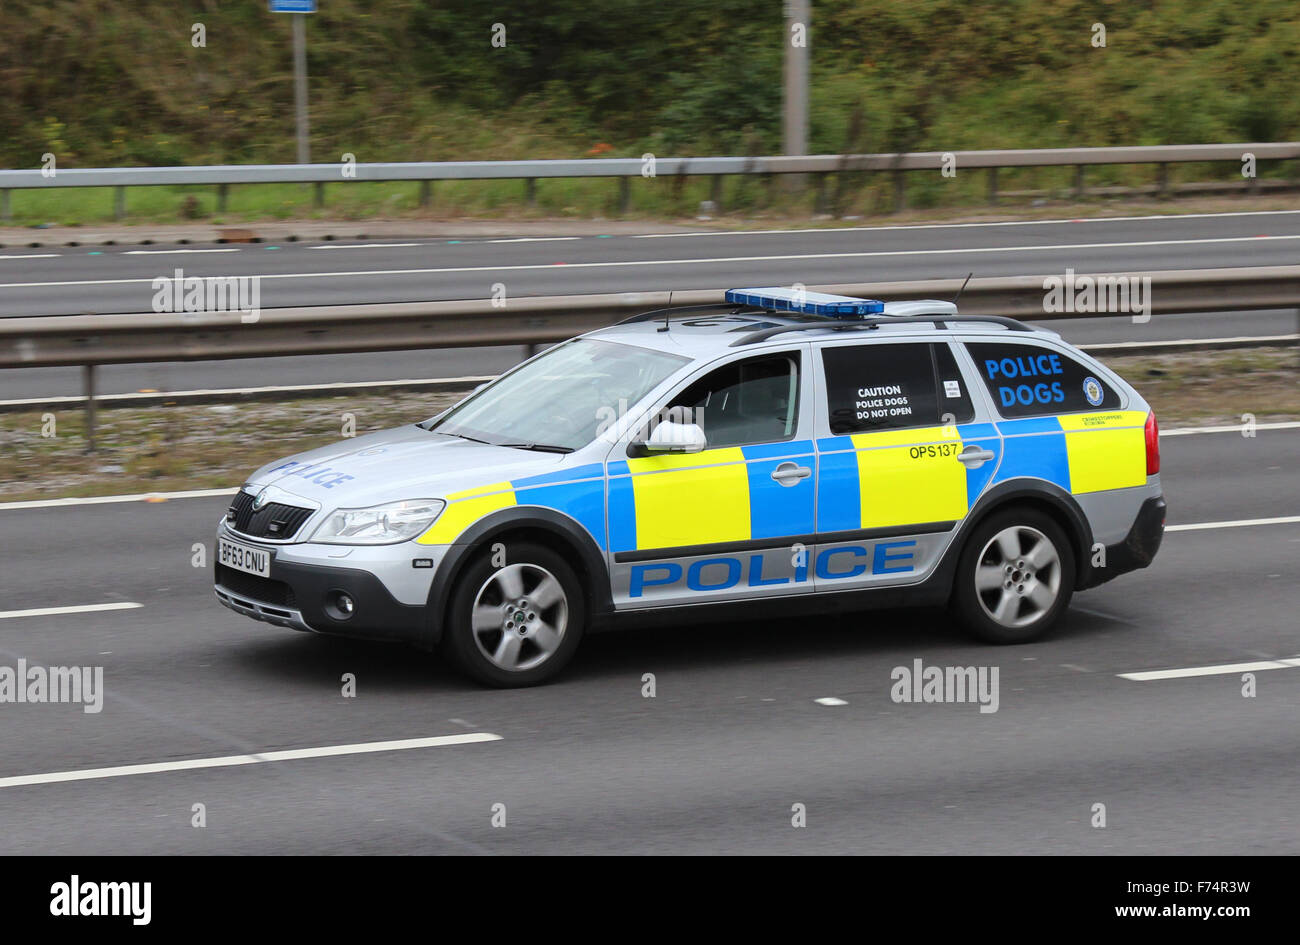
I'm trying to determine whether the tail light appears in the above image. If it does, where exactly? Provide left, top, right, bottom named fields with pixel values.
left=1145, top=411, right=1160, bottom=476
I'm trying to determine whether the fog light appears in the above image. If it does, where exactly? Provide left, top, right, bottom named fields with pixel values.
left=326, top=591, right=356, bottom=621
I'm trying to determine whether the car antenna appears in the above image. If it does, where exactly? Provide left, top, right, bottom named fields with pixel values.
left=952, top=272, right=973, bottom=307
left=659, top=291, right=672, bottom=332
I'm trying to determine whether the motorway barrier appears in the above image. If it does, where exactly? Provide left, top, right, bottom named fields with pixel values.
left=2, top=143, right=1297, bottom=219
left=1, top=266, right=1296, bottom=450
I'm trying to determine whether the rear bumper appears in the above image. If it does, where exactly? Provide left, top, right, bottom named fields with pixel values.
left=1084, top=495, right=1166, bottom=588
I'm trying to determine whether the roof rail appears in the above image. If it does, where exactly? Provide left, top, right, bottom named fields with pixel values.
left=617, top=302, right=756, bottom=325
left=728, top=314, right=1034, bottom=347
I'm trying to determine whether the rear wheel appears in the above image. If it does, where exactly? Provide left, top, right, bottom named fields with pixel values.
left=442, top=541, right=586, bottom=686
left=951, top=508, right=1075, bottom=644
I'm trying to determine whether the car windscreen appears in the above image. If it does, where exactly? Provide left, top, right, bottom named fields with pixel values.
left=425, top=338, right=690, bottom=451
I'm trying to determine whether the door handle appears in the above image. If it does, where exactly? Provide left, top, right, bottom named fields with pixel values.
left=958, top=445, right=995, bottom=467
left=771, top=462, right=812, bottom=486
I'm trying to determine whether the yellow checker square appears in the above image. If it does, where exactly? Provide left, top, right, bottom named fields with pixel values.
left=1060, top=411, right=1148, bottom=494
left=417, top=482, right=516, bottom=544
left=852, top=426, right=967, bottom=528
left=628, top=448, right=751, bottom=549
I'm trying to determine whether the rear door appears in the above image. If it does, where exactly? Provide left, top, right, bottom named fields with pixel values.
left=812, top=338, right=1001, bottom=590
left=606, top=347, right=818, bottom=608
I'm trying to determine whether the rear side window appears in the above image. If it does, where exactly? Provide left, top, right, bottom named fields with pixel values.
left=966, top=342, right=1120, bottom=417
left=821, top=342, right=974, bottom=434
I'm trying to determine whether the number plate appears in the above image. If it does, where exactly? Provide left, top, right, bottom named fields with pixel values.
left=218, top=536, right=271, bottom=578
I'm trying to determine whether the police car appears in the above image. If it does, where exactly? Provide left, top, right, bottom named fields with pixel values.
left=215, top=287, right=1165, bottom=686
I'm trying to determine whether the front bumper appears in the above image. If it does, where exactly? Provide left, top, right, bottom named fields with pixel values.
left=213, top=527, right=442, bottom=644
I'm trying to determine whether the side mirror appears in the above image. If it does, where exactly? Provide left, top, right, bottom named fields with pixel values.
left=629, top=421, right=707, bottom=456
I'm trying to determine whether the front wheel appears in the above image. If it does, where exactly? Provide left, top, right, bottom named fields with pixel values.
left=950, top=509, right=1075, bottom=644
left=442, top=541, right=586, bottom=686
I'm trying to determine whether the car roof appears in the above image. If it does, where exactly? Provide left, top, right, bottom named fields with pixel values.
left=586, top=303, right=1060, bottom=360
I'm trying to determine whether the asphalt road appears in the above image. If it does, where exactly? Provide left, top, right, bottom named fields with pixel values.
left=4, top=210, right=1300, bottom=315
left=1, top=210, right=1297, bottom=401
left=0, top=428, right=1295, bottom=854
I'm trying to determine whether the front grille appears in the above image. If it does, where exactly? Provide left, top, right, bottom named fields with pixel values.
left=226, top=490, right=315, bottom=540
left=215, top=564, right=297, bottom=608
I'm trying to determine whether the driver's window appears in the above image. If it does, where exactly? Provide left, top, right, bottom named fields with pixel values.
left=655, top=352, right=801, bottom=449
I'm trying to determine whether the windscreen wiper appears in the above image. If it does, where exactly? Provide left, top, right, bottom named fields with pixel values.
left=428, top=428, right=493, bottom=444
left=497, top=442, right=574, bottom=453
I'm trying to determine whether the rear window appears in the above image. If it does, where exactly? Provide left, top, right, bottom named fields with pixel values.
left=965, top=342, right=1120, bottom=418
left=821, top=342, right=974, bottom=434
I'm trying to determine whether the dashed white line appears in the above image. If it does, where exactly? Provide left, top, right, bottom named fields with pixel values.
left=5, top=235, right=1299, bottom=289
left=0, top=602, right=142, bottom=620
left=122, top=248, right=241, bottom=255
left=1119, top=658, right=1300, bottom=681
left=308, top=243, right=422, bottom=250
left=487, top=237, right=581, bottom=243
left=814, top=697, right=848, bottom=706
left=0, top=253, right=60, bottom=260
left=0, top=733, right=503, bottom=790
left=1166, top=515, right=1300, bottom=532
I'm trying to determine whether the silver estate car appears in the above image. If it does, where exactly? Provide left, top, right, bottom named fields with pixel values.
left=215, top=288, right=1165, bottom=686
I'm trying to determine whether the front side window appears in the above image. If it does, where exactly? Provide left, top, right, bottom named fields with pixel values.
left=427, top=339, right=689, bottom=450
left=966, top=342, right=1120, bottom=418
left=656, top=351, right=802, bottom=449
left=821, top=342, right=974, bottom=435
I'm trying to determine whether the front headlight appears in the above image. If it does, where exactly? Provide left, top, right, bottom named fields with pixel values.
left=311, top=499, right=445, bottom=545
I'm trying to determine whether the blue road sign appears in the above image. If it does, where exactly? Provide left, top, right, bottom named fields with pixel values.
left=269, top=0, right=316, bottom=12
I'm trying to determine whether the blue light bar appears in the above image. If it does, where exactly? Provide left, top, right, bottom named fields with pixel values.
left=725, top=286, right=885, bottom=318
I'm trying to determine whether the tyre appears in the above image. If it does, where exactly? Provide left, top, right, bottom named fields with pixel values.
left=950, top=508, right=1076, bottom=644
left=442, top=541, right=586, bottom=686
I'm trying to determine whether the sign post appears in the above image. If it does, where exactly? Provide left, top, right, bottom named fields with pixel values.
left=269, top=1, right=316, bottom=164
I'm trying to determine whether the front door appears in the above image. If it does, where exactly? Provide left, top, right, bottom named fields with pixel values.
left=607, top=347, right=818, bottom=608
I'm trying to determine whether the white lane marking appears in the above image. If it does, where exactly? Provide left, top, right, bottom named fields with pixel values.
left=308, top=242, right=421, bottom=249
left=1119, top=658, right=1300, bottom=681
left=0, top=488, right=236, bottom=511
left=631, top=209, right=1300, bottom=237
left=5, top=235, right=1299, bottom=289
left=1162, top=421, right=1300, bottom=436
left=122, top=248, right=241, bottom=255
left=1166, top=515, right=1300, bottom=532
left=487, top=237, right=581, bottom=243
left=0, top=602, right=142, bottom=620
left=0, top=733, right=503, bottom=790
left=1083, top=334, right=1299, bottom=351
left=814, top=697, right=848, bottom=706
left=0, top=253, right=60, bottom=260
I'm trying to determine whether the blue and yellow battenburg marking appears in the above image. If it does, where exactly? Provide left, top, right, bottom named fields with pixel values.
left=817, top=423, right=998, bottom=532
left=416, top=463, right=606, bottom=546
left=607, top=441, right=816, bottom=553
left=995, top=410, right=1147, bottom=494
left=414, top=410, right=1147, bottom=548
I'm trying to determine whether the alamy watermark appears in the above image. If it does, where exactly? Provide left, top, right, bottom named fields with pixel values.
left=891, top=658, right=999, bottom=713
left=151, top=267, right=261, bottom=323
left=50, top=876, right=150, bottom=925
left=0, top=659, right=104, bottom=713
left=1043, top=268, right=1151, bottom=323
